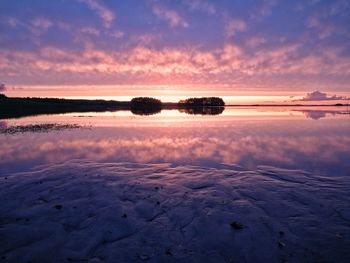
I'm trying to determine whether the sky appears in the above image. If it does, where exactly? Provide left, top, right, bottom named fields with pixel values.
left=0, top=0, right=350, bottom=103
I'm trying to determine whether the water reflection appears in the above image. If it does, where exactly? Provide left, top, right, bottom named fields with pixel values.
left=111, top=106, right=226, bottom=116
left=0, top=107, right=349, bottom=177
left=178, top=106, right=225, bottom=115
left=0, top=121, right=7, bottom=128
left=131, top=108, right=162, bottom=116
left=297, top=109, right=350, bottom=120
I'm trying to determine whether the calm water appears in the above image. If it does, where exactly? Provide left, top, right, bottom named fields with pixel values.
left=1, top=106, right=349, bottom=176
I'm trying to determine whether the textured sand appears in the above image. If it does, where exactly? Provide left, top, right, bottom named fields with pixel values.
left=1, top=160, right=350, bottom=262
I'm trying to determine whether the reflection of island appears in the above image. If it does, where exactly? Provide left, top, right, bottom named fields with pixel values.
left=298, top=109, right=350, bottom=120
left=178, top=106, right=225, bottom=115
left=179, top=97, right=225, bottom=107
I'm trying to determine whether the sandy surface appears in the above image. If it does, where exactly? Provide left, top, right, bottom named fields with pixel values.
left=1, top=160, right=349, bottom=262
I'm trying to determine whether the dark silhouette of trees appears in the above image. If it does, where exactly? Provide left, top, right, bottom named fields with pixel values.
left=177, top=97, right=225, bottom=115
left=179, top=97, right=225, bottom=106
left=0, top=97, right=129, bottom=119
left=0, top=96, right=227, bottom=119
left=130, top=97, right=162, bottom=115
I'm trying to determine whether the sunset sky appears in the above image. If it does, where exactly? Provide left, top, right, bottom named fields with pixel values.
left=1, top=0, right=350, bottom=103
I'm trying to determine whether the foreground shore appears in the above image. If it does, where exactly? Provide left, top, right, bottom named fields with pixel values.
left=1, top=160, right=349, bottom=262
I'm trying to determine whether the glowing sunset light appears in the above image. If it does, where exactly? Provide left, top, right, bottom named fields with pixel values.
left=0, top=0, right=349, bottom=102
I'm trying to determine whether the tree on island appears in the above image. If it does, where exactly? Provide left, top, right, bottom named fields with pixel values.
left=130, top=97, right=162, bottom=115
left=179, top=97, right=225, bottom=106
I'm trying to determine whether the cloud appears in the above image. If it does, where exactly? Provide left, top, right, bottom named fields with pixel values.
left=224, top=19, right=247, bottom=37
left=31, top=17, right=53, bottom=31
left=251, top=0, right=279, bottom=19
left=307, top=16, right=333, bottom=39
left=152, top=5, right=189, bottom=28
left=5, top=17, right=19, bottom=27
left=246, top=37, right=266, bottom=48
left=81, top=27, right=100, bottom=36
left=111, top=31, right=124, bottom=39
left=297, top=91, right=349, bottom=101
left=183, top=0, right=215, bottom=14
left=0, top=41, right=349, bottom=86
left=0, top=83, right=7, bottom=92
left=78, top=0, right=115, bottom=28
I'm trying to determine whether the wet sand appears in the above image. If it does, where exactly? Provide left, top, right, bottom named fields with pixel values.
left=1, top=160, right=349, bottom=262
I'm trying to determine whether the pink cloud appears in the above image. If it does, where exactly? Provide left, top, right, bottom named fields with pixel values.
left=152, top=5, right=189, bottom=28
left=111, top=31, right=124, bottom=39
left=81, top=27, right=100, bottom=36
left=78, top=0, right=115, bottom=28
left=31, top=17, right=53, bottom=31
left=251, top=0, right=279, bottom=19
left=296, top=91, right=349, bottom=101
left=246, top=37, right=266, bottom=48
left=225, top=19, right=247, bottom=37
left=184, top=0, right=215, bottom=14
left=1, top=41, right=349, bottom=86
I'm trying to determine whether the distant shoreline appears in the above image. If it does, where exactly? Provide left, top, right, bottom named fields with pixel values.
left=0, top=95, right=349, bottom=119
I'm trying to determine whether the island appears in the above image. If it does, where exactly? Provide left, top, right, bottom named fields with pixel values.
left=0, top=94, right=226, bottom=118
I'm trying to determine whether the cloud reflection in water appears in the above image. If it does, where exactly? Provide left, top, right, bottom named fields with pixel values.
left=0, top=112, right=349, bottom=176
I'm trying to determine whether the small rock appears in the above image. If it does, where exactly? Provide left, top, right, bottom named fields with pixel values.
left=165, top=248, right=173, bottom=256
left=278, top=241, right=286, bottom=248
left=54, top=205, right=63, bottom=210
left=279, top=231, right=284, bottom=236
left=122, top=213, right=127, bottom=218
left=139, top=254, right=150, bottom=261
left=230, top=221, right=243, bottom=230
left=336, top=232, right=344, bottom=239
left=89, top=258, right=102, bottom=263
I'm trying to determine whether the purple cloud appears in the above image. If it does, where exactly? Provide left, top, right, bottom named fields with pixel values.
left=297, top=91, right=349, bottom=101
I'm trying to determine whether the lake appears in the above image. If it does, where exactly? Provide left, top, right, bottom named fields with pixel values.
left=1, top=106, right=350, bottom=262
